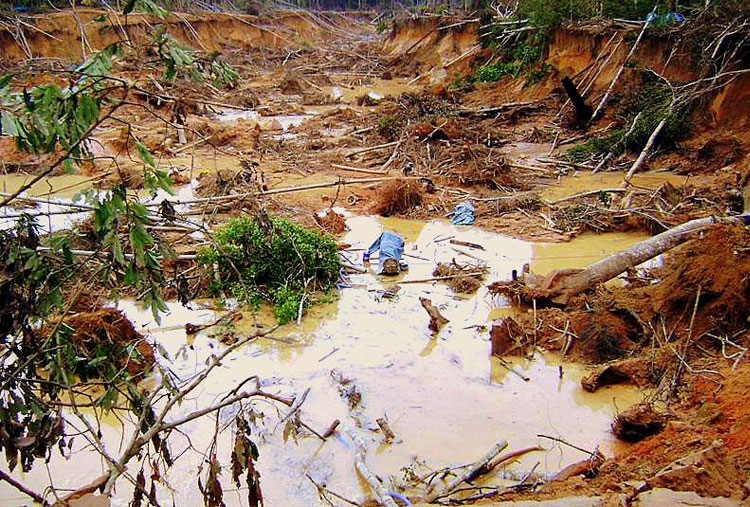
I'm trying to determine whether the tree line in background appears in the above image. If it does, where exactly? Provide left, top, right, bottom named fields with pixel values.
left=5, top=0, right=748, bottom=17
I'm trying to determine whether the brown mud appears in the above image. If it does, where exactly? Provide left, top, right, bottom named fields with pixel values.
left=1, top=6, right=750, bottom=507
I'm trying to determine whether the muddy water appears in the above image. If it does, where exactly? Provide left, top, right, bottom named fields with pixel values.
left=531, top=231, right=650, bottom=275
left=0, top=216, right=650, bottom=507
left=325, top=77, right=418, bottom=103
left=0, top=173, right=95, bottom=198
left=542, top=171, right=689, bottom=202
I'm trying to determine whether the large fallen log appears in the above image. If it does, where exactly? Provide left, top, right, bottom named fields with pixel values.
left=524, top=215, right=747, bottom=304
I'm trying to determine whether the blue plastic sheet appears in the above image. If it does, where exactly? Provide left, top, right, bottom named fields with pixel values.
left=448, top=201, right=475, bottom=225
left=647, top=12, right=684, bottom=23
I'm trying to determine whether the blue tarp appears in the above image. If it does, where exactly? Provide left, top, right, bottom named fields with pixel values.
left=647, top=12, right=684, bottom=24
left=366, top=232, right=404, bottom=274
left=448, top=201, right=475, bottom=225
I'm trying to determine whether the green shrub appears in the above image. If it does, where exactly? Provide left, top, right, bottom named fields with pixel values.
left=377, top=115, right=405, bottom=141
left=197, top=214, right=340, bottom=324
left=518, top=0, right=595, bottom=28
left=565, top=130, right=623, bottom=162
left=473, top=62, right=519, bottom=82
left=618, top=78, right=691, bottom=152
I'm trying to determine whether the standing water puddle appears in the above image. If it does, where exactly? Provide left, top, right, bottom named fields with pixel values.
left=0, top=216, right=649, bottom=507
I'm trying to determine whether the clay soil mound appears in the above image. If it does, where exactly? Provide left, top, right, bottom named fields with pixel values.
left=610, top=223, right=750, bottom=336
left=612, top=403, right=668, bottom=442
left=314, top=209, right=346, bottom=235
left=56, top=308, right=154, bottom=378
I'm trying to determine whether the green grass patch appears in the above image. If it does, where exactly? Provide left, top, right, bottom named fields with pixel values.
left=197, top=214, right=340, bottom=324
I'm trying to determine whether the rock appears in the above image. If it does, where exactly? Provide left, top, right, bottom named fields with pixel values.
left=634, top=488, right=744, bottom=506
left=645, top=441, right=745, bottom=499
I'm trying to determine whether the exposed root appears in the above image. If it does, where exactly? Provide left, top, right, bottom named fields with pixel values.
left=432, top=261, right=488, bottom=293
left=369, top=178, right=424, bottom=216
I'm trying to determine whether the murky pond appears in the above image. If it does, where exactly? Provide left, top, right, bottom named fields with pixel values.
left=324, top=77, right=418, bottom=104
left=0, top=216, right=648, bottom=507
left=542, top=171, right=689, bottom=202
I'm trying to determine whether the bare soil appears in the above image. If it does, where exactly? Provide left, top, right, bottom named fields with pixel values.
left=2, top=7, right=750, bottom=506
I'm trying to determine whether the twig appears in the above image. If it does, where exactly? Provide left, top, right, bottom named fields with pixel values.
left=331, top=163, right=388, bottom=175
left=306, top=473, right=362, bottom=507
left=0, top=469, right=49, bottom=506
left=537, top=434, right=595, bottom=456
left=425, top=441, right=508, bottom=502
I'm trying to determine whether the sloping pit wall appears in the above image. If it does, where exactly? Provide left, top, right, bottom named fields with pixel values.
left=384, top=18, right=750, bottom=130
left=382, top=17, right=480, bottom=81
left=0, top=8, right=350, bottom=63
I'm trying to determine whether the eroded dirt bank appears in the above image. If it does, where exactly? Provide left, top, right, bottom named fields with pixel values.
left=0, top=6, right=749, bottom=507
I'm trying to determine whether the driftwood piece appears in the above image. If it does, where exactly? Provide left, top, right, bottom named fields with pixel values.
left=449, top=239, right=485, bottom=250
left=551, top=450, right=605, bottom=481
left=348, top=430, right=399, bottom=507
left=419, top=297, right=449, bottom=333
left=322, top=419, right=340, bottom=438
left=424, top=440, right=509, bottom=502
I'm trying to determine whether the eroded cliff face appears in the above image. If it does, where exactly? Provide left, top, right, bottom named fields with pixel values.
left=0, top=9, right=355, bottom=62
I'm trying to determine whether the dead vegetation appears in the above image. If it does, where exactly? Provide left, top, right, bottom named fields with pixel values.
left=369, top=178, right=424, bottom=216
left=48, top=308, right=154, bottom=378
left=432, top=261, right=488, bottom=293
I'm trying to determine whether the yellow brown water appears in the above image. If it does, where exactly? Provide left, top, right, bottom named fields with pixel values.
left=324, top=77, right=418, bottom=104
left=0, top=217, right=648, bottom=507
left=0, top=173, right=95, bottom=199
left=542, top=171, right=688, bottom=202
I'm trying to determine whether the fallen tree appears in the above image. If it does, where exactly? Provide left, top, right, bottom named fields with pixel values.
left=493, top=215, right=749, bottom=304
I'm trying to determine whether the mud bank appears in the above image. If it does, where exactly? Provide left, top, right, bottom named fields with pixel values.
left=0, top=8, right=368, bottom=63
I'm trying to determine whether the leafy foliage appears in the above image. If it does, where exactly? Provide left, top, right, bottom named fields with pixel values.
left=197, top=215, right=340, bottom=324
left=517, top=0, right=595, bottom=28
left=566, top=74, right=691, bottom=163
left=473, top=62, right=520, bottom=82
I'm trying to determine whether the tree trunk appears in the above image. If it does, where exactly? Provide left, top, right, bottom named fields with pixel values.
left=561, top=77, right=592, bottom=124
left=537, top=216, right=746, bottom=303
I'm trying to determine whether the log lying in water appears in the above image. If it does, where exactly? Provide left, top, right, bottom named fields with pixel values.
left=508, top=215, right=748, bottom=304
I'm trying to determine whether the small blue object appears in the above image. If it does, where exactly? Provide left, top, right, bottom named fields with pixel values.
left=448, top=201, right=475, bottom=225
left=387, top=491, right=412, bottom=506
left=647, top=12, right=684, bottom=24
left=13, top=5, right=30, bottom=12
